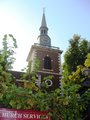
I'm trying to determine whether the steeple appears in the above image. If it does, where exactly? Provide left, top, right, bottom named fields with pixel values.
left=41, top=10, right=47, bottom=27
left=39, top=9, right=48, bottom=35
left=37, top=10, right=51, bottom=47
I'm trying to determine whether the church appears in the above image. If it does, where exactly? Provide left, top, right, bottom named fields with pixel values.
left=12, top=11, right=63, bottom=90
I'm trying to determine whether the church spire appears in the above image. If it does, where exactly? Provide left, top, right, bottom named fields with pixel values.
left=39, top=9, right=48, bottom=35
left=41, top=8, right=47, bottom=27
left=37, top=10, right=51, bottom=47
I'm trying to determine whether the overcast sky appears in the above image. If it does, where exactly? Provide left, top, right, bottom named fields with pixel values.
left=0, top=0, right=90, bottom=71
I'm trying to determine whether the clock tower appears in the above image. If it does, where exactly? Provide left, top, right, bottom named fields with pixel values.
left=27, top=11, right=62, bottom=90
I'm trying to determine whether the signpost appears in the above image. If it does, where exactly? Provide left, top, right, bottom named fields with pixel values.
left=0, top=108, right=51, bottom=120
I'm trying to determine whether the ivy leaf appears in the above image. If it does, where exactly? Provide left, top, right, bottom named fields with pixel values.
left=84, top=53, right=90, bottom=67
left=9, top=100, right=15, bottom=107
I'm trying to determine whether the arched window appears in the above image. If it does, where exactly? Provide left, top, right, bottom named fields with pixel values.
left=44, top=56, right=52, bottom=69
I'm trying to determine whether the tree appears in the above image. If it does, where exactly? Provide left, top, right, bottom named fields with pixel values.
left=63, top=34, right=90, bottom=79
left=67, top=53, right=90, bottom=120
left=62, top=34, right=90, bottom=119
left=0, top=34, right=18, bottom=107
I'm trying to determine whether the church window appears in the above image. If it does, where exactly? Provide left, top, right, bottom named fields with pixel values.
left=44, top=56, right=52, bottom=69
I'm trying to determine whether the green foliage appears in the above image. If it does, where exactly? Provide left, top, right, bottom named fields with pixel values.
left=1, top=85, right=38, bottom=109
left=0, top=34, right=90, bottom=120
left=84, top=53, right=90, bottom=67
left=62, top=34, right=90, bottom=119
left=0, top=34, right=17, bottom=70
left=62, top=52, right=90, bottom=119
left=63, top=34, right=90, bottom=77
left=68, top=65, right=84, bottom=83
left=0, top=34, right=18, bottom=107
